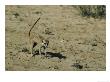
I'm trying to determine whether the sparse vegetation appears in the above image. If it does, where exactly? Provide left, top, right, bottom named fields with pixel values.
left=76, top=5, right=106, bottom=18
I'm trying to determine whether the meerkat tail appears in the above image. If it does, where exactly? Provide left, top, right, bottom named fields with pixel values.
left=28, top=17, right=40, bottom=37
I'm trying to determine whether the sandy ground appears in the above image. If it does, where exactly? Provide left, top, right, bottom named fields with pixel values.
left=5, top=5, right=106, bottom=71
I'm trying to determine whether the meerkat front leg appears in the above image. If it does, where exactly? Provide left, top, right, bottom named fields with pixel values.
left=39, top=43, right=46, bottom=56
left=44, top=48, right=47, bottom=57
left=39, top=47, right=42, bottom=55
left=43, top=40, right=49, bottom=57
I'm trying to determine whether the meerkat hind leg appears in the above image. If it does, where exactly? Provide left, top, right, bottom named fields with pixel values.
left=31, top=42, right=37, bottom=56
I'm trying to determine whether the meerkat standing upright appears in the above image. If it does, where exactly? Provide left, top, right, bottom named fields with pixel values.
left=28, top=17, right=49, bottom=56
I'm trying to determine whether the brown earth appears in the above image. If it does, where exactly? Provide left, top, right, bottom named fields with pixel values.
left=5, top=5, right=106, bottom=71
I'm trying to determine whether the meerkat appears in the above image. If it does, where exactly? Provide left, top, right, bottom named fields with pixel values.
left=28, top=17, right=49, bottom=56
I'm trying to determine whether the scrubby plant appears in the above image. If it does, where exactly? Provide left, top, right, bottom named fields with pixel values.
left=76, top=5, right=106, bottom=18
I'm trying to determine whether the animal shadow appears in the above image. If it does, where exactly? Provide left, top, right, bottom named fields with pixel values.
left=47, top=52, right=66, bottom=59
left=33, top=51, right=66, bottom=59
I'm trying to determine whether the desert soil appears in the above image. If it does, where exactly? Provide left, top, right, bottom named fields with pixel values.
left=5, top=5, right=106, bottom=71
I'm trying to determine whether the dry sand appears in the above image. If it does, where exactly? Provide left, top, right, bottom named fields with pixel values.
left=5, top=5, right=106, bottom=71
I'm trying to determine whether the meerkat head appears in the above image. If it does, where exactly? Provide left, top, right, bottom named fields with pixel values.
left=42, top=40, right=49, bottom=48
